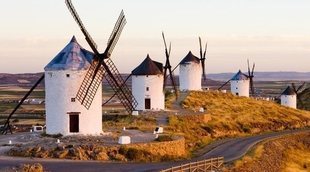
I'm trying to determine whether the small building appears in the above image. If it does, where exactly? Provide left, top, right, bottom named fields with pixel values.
left=230, top=70, right=250, bottom=97
left=179, top=51, right=202, bottom=91
left=280, top=86, right=297, bottom=109
left=44, top=36, right=102, bottom=136
left=131, top=54, right=165, bottom=111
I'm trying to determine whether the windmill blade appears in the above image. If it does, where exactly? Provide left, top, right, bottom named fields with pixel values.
left=251, top=63, right=255, bottom=76
left=291, top=83, right=298, bottom=93
left=199, top=37, right=203, bottom=59
left=65, top=0, right=98, bottom=54
left=168, top=68, right=178, bottom=99
left=108, top=10, right=125, bottom=44
left=2, top=74, right=44, bottom=134
left=297, top=82, right=306, bottom=92
left=168, top=42, right=171, bottom=57
left=247, top=59, right=251, bottom=76
left=218, top=79, right=231, bottom=90
left=102, top=74, right=132, bottom=106
left=103, top=58, right=138, bottom=113
left=162, top=32, right=168, bottom=50
left=105, top=11, right=126, bottom=57
left=203, top=41, right=208, bottom=58
left=250, top=78, right=255, bottom=96
left=199, top=37, right=207, bottom=81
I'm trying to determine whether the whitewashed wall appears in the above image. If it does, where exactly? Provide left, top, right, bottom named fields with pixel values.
left=281, top=95, right=297, bottom=109
left=179, top=63, right=202, bottom=91
left=132, top=75, right=164, bottom=111
left=45, top=70, right=102, bottom=136
left=230, top=80, right=250, bottom=97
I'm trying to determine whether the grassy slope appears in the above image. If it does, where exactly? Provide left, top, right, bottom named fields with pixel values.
left=166, top=91, right=310, bottom=152
left=229, top=132, right=310, bottom=172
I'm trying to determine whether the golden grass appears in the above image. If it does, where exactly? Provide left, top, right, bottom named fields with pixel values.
left=283, top=144, right=310, bottom=172
left=230, top=132, right=310, bottom=172
left=165, top=91, right=310, bottom=152
left=102, top=115, right=156, bottom=131
left=182, top=91, right=310, bottom=136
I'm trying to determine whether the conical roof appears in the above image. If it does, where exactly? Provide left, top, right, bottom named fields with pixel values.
left=44, top=36, right=94, bottom=71
left=231, top=70, right=249, bottom=81
left=132, top=54, right=163, bottom=75
left=281, top=86, right=296, bottom=95
left=180, top=51, right=200, bottom=65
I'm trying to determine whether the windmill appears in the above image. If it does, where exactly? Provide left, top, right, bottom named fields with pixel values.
left=65, top=0, right=137, bottom=113
left=199, top=37, right=207, bottom=81
left=247, top=59, right=255, bottom=96
left=292, top=82, right=307, bottom=108
left=162, top=32, right=178, bottom=98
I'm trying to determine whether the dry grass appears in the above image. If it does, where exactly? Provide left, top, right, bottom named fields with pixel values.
left=165, top=91, right=310, bottom=152
left=102, top=115, right=156, bottom=131
left=283, top=143, right=310, bottom=172
left=182, top=91, right=310, bottom=137
left=229, top=132, right=310, bottom=172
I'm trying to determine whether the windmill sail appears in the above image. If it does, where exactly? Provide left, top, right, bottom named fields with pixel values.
left=162, top=32, right=178, bottom=98
left=65, top=0, right=137, bottom=113
left=199, top=37, right=207, bottom=81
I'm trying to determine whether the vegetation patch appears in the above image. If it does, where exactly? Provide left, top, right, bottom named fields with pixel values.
left=228, top=131, right=310, bottom=172
left=166, top=91, right=310, bottom=152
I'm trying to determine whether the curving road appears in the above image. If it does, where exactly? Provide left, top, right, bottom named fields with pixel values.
left=0, top=129, right=309, bottom=172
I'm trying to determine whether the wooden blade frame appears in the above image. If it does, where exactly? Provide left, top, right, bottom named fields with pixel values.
left=162, top=32, right=178, bottom=99
left=66, top=0, right=137, bottom=113
left=199, top=37, right=207, bottom=81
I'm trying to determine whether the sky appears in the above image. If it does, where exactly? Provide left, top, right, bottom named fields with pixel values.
left=0, top=0, right=309, bottom=74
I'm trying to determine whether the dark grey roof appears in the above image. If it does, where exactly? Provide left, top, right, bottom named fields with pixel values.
left=131, top=54, right=163, bottom=75
left=281, top=86, right=296, bottom=95
left=231, top=70, right=249, bottom=81
left=44, top=36, right=94, bottom=71
left=180, top=51, right=200, bottom=65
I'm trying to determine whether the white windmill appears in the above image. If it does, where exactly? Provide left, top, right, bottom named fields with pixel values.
left=45, top=36, right=102, bottom=135
left=179, top=51, right=202, bottom=91
left=131, top=55, right=165, bottom=111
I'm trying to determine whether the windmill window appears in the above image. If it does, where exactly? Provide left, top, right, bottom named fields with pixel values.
left=71, top=98, right=75, bottom=102
left=146, top=87, right=149, bottom=91
left=48, top=72, right=53, bottom=78
left=236, top=87, right=238, bottom=89
left=66, top=74, right=70, bottom=77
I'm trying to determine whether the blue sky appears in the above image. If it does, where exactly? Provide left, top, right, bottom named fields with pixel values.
left=0, top=0, right=309, bottom=74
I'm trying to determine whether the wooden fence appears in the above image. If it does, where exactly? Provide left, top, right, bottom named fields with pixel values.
left=160, top=157, right=224, bottom=172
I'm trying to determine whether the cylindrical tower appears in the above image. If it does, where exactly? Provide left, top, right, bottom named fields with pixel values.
left=44, top=36, right=102, bottom=136
left=131, top=55, right=164, bottom=111
left=230, top=70, right=250, bottom=97
left=280, top=86, right=297, bottom=109
left=179, top=51, right=202, bottom=91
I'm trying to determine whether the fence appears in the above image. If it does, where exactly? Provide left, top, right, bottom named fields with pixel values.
left=160, top=157, right=224, bottom=172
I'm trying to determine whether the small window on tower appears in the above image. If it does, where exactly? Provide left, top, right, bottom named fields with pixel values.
left=66, top=74, right=70, bottom=77
left=146, top=87, right=149, bottom=91
left=71, top=98, right=75, bottom=102
left=48, top=72, right=53, bottom=78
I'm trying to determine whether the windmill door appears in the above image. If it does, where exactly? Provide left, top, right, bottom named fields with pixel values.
left=145, top=98, right=151, bottom=109
left=69, top=113, right=79, bottom=133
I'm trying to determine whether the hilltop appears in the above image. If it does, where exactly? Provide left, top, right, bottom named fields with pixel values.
left=166, top=91, right=310, bottom=151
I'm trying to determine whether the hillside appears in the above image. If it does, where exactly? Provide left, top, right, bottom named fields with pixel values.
left=167, top=91, right=310, bottom=151
left=229, top=132, right=310, bottom=172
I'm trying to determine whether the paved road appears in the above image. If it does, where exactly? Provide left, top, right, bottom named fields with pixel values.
left=0, top=129, right=309, bottom=172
